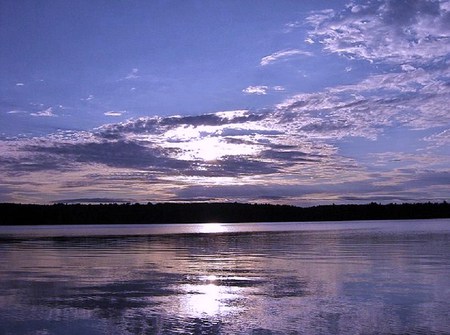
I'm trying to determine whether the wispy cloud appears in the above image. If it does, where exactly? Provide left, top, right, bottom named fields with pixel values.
left=30, top=107, right=56, bottom=117
left=277, top=65, right=450, bottom=138
left=307, top=0, right=450, bottom=65
left=81, top=94, right=94, bottom=101
left=242, top=85, right=268, bottom=95
left=260, top=49, right=313, bottom=66
left=7, top=110, right=26, bottom=114
left=125, top=68, right=139, bottom=80
left=242, top=85, right=286, bottom=95
left=283, top=21, right=302, bottom=33
left=424, top=129, right=450, bottom=148
left=104, top=110, right=126, bottom=117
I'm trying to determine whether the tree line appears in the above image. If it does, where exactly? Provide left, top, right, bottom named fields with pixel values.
left=0, top=201, right=449, bottom=225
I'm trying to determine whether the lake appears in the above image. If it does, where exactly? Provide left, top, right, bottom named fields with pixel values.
left=1, top=220, right=449, bottom=335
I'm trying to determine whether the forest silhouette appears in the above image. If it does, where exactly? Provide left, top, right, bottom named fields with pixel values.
left=1, top=202, right=449, bottom=225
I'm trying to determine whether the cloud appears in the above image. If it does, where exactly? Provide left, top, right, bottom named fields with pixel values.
left=401, top=64, right=416, bottom=72
left=242, top=85, right=286, bottom=95
left=174, top=179, right=409, bottom=204
left=15, top=83, right=24, bottom=87
left=0, top=154, right=65, bottom=174
left=307, top=0, right=450, bottom=65
left=1, top=98, right=447, bottom=203
left=28, top=141, right=188, bottom=171
left=125, top=68, right=139, bottom=80
left=260, top=49, right=313, bottom=66
left=54, top=197, right=131, bottom=204
left=104, top=110, right=126, bottom=117
left=30, top=107, right=56, bottom=117
left=1, top=60, right=449, bottom=204
left=81, top=94, right=94, bottom=101
left=96, top=111, right=269, bottom=140
left=424, top=129, right=450, bottom=147
left=7, top=110, right=26, bottom=114
left=1, top=105, right=344, bottom=180
left=276, top=66, right=450, bottom=138
left=0, top=184, right=13, bottom=202
left=242, top=85, right=268, bottom=95
left=283, top=21, right=302, bottom=33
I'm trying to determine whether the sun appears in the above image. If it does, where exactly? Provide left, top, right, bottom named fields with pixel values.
left=179, top=136, right=257, bottom=162
left=162, top=125, right=259, bottom=162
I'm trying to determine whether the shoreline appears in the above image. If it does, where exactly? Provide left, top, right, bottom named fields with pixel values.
left=1, top=202, right=449, bottom=226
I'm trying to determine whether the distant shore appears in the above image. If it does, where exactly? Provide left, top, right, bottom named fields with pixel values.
left=1, top=202, right=449, bottom=225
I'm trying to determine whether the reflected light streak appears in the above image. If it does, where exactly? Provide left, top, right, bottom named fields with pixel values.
left=199, top=223, right=228, bottom=234
left=179, top=275, right=242, bottom=317
left=183, top=283, right=223, bottom=316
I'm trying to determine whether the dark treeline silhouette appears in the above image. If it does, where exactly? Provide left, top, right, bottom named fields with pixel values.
left=0, top=202, right=449, bottom=225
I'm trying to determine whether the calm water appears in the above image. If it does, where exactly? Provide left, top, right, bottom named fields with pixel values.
left=1, top=220, right=449, bottom=335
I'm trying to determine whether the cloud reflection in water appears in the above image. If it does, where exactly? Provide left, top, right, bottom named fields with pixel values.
left=1, top=221, right=450, bottom=334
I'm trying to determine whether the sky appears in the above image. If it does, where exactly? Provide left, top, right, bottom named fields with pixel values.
left=0, top=0, right=449, bottom=205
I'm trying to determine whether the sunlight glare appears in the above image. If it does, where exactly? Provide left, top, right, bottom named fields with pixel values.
left=182, top=283, right=222, bottom=316
left=162, top=125, right=259, bottom=161
left=205, top=274, right=217, bottom=282
left=178, top=274, right=240, bottom=317
left=199, top=223, right=228, bottom=234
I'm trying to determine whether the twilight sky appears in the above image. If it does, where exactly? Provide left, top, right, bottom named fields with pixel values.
left=0, top=0, right=449, bottom=205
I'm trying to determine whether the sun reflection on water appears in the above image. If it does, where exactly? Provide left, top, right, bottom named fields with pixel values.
left=183, top=283, right=222, bottom=316
left=178, top=274, right=239, bottom=317
left=199, top=223, right=228, bottom=234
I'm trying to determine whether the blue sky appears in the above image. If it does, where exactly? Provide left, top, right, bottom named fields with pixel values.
left=0, top=0, right=449, bottom=204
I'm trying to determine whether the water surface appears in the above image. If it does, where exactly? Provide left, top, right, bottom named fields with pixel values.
left=1, top=220, right=449, bottom=334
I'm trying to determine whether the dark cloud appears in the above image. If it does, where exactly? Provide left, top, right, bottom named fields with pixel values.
left=23, top=108, right=334, bottom=180
left=300, top=120, right=351, bottom=133
left=0, top=155, right=64, bottom=174
left=54, top=198, right=132, bottom=204
left=409, top=170, right=450, bottom=186
left=176, top=184, right=320, bottom=201
left=0, top=185, right=13, bottom=202
left=175, top=180, right=410, bottom=203
left=170, top=197, right=219, bottom=202
left=161, top=114, right=226, bottom=127
left=161, top=112, right=267, bottom=127
left=218, top=127, right=282, bottom=137
left=28, top=141, right=189, bottom=171
left=182, top=157, right=281, bottom=178
left=217, top=156, right=280, bottom=175
left=260, top=150, right=321, bottom=163
left=176, top=184, right=288, bottom=201
left=96, top=111, right=269, bottom=140
left=338, top=195, right=422, bottom=203
left=96, top=118, right=163, bottom=140
left=8, top=137, right=292, bottom=178
left=85, top=171, right=170, bottom=184
left=381, top=0, right=440, bottom=26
